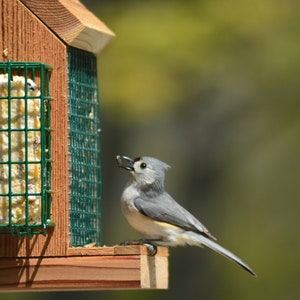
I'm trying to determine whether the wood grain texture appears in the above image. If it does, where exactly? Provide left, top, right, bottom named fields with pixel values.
left=20, top=0, right=115, bottom=54
left=0, top=246, right=169, bottom=291
left=67, top=245, right=169, bottom=257
left=0, top=0, right=69, bottom=258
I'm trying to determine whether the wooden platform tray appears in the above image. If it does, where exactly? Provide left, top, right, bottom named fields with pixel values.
left=0, top=245, right=169, bottom=291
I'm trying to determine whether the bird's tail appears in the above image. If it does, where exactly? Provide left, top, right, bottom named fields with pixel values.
left=186, top=232, right=256, bottom=276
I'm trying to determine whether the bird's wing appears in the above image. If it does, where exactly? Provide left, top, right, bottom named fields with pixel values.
left=134, top=193, right=216, bottom=240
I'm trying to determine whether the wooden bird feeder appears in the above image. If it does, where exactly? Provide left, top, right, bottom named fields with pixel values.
left=0, top=0, right=168, bottom=291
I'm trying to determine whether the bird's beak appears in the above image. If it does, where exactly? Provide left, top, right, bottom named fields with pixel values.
left=116, top=155, right=135, bottom=171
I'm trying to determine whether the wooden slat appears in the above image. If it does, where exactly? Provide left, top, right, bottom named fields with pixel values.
left=67, top=246, right=116, bottom=256
left=0, top=246, right=169, bottom=291
left=67, top=245, right=169, bottom=257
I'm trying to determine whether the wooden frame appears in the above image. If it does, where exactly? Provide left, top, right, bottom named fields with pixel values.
left=0, top=246, right=169, bottom=290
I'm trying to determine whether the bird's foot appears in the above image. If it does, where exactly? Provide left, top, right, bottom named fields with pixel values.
left=119, top=239, right=158, bottom=256
left=143, top=242, right=157, bottom=256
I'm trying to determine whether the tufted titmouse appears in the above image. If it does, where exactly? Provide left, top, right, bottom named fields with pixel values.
left=116, top=155, right=256, bottom=276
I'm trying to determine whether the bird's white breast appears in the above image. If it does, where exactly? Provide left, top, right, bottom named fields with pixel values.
left=121, top=184, right=186, bottom=246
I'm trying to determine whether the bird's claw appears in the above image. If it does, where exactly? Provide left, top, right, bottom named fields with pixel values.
left=143, top=242, right=157, bottom=256
left=119, top=239, right=141, bottom=246
left=119, top=239, right=158, bottom=256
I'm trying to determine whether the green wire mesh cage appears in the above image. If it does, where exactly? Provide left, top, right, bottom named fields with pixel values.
left=0, top=61, right=52, bottom=237
left=68, top=48, right=102, bottom=247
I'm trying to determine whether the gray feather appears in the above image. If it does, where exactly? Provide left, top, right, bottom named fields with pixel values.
left=191, top=232, right=257, bottom=276
left=134, top=192, right=216, bottom=240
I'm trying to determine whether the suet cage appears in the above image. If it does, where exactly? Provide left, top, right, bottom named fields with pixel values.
left=0, top=61, right=52, bottom=237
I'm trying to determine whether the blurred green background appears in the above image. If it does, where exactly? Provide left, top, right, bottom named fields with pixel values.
left=3, top=0, right=300, bottom=299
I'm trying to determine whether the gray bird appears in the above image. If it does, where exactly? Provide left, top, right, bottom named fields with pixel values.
left=116, top=155, right=256, bottom=276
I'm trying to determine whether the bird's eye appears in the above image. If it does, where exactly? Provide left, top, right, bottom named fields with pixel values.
left=140, top=162, right=147, bottom=169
